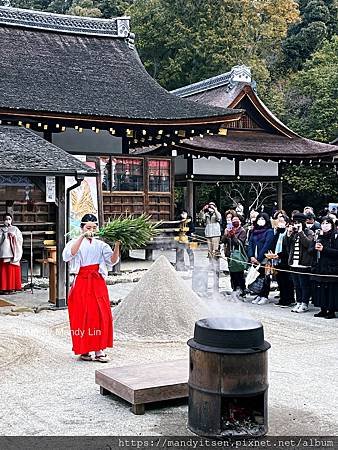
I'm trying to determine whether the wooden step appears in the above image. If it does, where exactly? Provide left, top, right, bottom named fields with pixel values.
left=95, top=359, right=188, bottom=415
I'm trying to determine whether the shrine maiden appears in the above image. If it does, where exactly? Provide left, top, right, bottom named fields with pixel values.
left=0, top=213, right=23, bottom=293
left=63, top=214, right=120, bottom=362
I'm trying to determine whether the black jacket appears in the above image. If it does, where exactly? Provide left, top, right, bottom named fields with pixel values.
left=309, top=231, right=338, bottom=282
left=287, top=229, right=314, bottom=267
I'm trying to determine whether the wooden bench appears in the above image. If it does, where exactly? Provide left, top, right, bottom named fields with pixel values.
left=95, top=359, right=189, bottom=415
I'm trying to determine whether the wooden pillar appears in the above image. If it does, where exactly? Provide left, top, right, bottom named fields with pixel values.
left=183, top=186, right=187, bottom=211
left=187, top=180, right=194, bottom=218
left=43, top=130, right=52, bottom=143
left=277, top=181, right=283, bottom=210
left=56, top=176, right=66, bottom=308
left=122, top=136, right=129, bottom=155
left=186, top=155, right=194, bottom=216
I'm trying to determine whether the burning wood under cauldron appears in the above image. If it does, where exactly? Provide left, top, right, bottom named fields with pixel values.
left=187, top=317, right=271, bottom=438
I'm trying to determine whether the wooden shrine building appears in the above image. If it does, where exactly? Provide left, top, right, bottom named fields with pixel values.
left=136, top=65, right=338, bottom=216
left=0, top=6, right=244, bottom=305
left=0, top=6, right=242, bottom=223
left=0, top=125, right=95, bottom=307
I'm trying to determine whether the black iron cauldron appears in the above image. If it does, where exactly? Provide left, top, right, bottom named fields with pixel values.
left=187, top=317, right=271, bottom=438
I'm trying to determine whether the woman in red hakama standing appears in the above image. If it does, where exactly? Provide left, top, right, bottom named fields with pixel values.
left=63, top=214, right=120, bottom=362
left=0, top=213, right=23, bottom=294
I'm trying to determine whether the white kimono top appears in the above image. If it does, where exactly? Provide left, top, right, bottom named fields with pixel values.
left=0, top=225, right=23, bottom=266
left=62, top=237, right=119, bottom=278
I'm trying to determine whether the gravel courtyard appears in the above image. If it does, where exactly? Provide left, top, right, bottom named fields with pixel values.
left=0, top=251, right=337, bottom=436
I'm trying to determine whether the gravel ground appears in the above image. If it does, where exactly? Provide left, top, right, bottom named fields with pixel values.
left=0, top=291, right=337, bottom=436
left=0, top=250, right=337, bottom=436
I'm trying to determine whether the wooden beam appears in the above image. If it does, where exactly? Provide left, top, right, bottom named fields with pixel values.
left=56, top=176, right=66, bottom=308
left=175, top=174, right=280, bottom=183
left=0, top=108, right=243, bottom=127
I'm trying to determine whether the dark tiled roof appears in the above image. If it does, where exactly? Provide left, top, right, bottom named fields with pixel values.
left=179, top=131, right=338, bottom=160
left=0, top=7, right=241, bottom=123
left=0, top=6, right=129, bottom=37
left=180, top=84, right=246, bottom=110
left=171, top=65, right=253, bottom=98
left=0, top=125, right=96, bottom=175
left=134, top=130, right=338, bottom=160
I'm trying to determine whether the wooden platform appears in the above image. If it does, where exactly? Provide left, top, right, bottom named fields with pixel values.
left=95, top=359, right=189, bottom=415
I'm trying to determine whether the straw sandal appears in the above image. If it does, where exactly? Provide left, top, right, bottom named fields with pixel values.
left=80, top=353, right=93, bottom=361
left=94, top=353, right=110, bottom=363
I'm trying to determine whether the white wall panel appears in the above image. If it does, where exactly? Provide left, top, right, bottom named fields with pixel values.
left=193, top=157, right=235, bottom=175
left=239, top=159, right=278, bottom=176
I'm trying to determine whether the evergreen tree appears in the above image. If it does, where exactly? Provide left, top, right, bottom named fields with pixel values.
left=4, top=0, right=132, bottom=15
left=129, top=0, right=299, bottom=91
left=282, top=0, right=337, bottom=70
left=282, top=36, right=338, bottom=142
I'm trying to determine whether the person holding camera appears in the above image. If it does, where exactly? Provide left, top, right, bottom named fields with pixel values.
left=287, top=213, right=314, bottom=313
left=222, top=209, right=237, bottom=234
left=309, top=216, right=338, bottom=319
left=201, top=202, right=222, bottom=259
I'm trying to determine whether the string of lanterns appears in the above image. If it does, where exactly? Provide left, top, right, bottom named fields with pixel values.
left=0, top=118, right=337, bottom=169
left=0, top=118, right=221, bottom=150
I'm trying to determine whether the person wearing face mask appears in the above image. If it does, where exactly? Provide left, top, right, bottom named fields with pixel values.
left=223, top=209, right=237, bottom=234
left=270, top=214, right=295, bottom=307
left=175, top=209, right=195, bottom=271
left=245, top=209, right=259, bottom=242
left=201, top=202, right=222, bottom=291
left=0, top=213, right=23, bottom=294
left=305, top=212, right=320, bottom=232
left=247, top=212, right=275, bottom=304
left=309, top=217, right=338, bottom=319
left=222, top=216, right=247, bottom=299
left=287, top=213, right=314, bottom=313
left=201, top=202, right=222, bottom=259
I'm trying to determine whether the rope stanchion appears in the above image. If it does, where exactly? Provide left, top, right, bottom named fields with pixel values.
left=221, top=254, right=338, bottom=279
left=189, top=233, right=338, bottom=279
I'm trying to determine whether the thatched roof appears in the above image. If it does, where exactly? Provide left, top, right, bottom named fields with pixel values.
left=0, top=7, right=241, bottom=125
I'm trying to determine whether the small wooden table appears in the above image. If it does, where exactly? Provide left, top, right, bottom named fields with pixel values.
left=95, top=359, right=189, bottom=415
left=35, top=245, right=57, bottom=303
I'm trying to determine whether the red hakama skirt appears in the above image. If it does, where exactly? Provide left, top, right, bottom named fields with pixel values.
left=0, top=260, right=22, bottom=291
left=67, top=264, right=113, bottom=355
